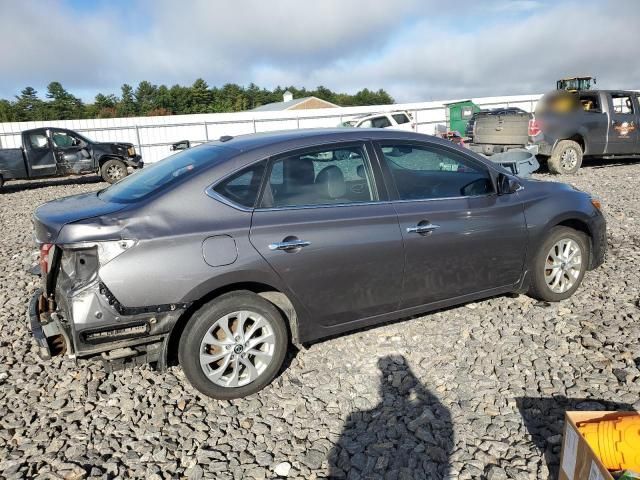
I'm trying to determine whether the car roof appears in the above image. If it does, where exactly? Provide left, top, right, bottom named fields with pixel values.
left=206, top=128, right=449, bottom=154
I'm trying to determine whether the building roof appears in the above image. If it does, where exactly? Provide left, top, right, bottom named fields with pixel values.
left=250, top=96, right=338, bottom=112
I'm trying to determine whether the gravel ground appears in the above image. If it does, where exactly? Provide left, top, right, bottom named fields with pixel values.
left=1, top=159, right=639, bottom=480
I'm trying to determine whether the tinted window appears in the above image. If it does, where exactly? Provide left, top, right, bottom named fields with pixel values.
left=261, top=146, right=375, bottom=208
left=381, top=144, right=494, bottom=200
left=579, top=94, right=601, bottom=112
left=99, top=144, right=231, bottom=203
left=371, top=116, right=392, bottom=128
left=28, top=132, right=48, bottom=149
left=213, top=161, right=266, bottom=208
left=392, top=114, right=410, bottom=124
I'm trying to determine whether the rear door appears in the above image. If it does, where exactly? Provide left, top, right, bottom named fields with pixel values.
left=576, top=92, right=607, bottom=154
left=607, top=92, right=639, bottom=154
left=249, top=142, right=404, bottom=332
left=374, top=141, right=527, bottom=308
left=24, top=129, right=57, bottom=177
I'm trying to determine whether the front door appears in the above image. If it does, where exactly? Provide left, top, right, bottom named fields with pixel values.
left=50, top=129, right=93, bottom=174
left=249, top=143, right=404, bottom=333
left=375, top=141, right=528, bottom=308
left=24, top=129, right=57, bottom=177
left=607, top=92, right=639, bottom=155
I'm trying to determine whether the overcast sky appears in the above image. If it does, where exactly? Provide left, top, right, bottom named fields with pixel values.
left=1, top=0, right=638, bottom=103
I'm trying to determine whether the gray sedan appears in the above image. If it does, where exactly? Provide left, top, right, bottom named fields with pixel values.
left=29, top=129, right=606, bottom=399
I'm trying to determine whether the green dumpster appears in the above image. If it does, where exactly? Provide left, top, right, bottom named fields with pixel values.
left=444, top=100, right=480, bottom=135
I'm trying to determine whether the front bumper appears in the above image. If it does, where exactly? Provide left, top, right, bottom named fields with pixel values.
left=589, top=211, right=607, bottom=270
left=124, top=155, right=144, bottom=169
left=27, top=289, right=68, bottom=360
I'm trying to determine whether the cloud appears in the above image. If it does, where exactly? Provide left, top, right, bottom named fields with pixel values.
left=0, top=0, right=638, bottom=103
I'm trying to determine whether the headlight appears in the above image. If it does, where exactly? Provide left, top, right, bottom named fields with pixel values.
left=127, top=147, right=135, bottom=156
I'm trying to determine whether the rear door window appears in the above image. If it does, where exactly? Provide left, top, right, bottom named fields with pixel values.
left=261, top=145, right=376, bottom=208
left=379, top=143, right=494, bottom=200
left=392, top=113, right=410, bottom=124
left=371, top=116, right=392, bottom=128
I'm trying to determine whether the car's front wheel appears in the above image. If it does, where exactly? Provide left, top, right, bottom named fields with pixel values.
left=179, top=291, right=288, bottom=400
left=528, top=226, right=589, bottom=302
left=101, top=159, right=128, bottom=183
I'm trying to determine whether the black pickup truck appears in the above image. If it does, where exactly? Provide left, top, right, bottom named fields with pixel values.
left=0, top=127, right=143, bottom=189
left=530, top=89, right=640, bottom=174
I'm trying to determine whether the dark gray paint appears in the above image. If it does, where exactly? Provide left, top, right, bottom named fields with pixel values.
left=31, top=128, right=607, bottom=361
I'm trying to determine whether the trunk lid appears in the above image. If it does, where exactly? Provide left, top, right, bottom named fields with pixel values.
left=33, top=191, right=128, bottom=243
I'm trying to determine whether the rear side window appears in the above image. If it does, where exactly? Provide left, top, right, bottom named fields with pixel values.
left=28, top=132, right=48, bottom=149
left=392, top=114, right=410, bottom=124
left=371, top=116, right=392, bottom=128
left=380, top=144, right=494, bottom=200
left=99, top=144, right=232, bottom=203
left=261, top=145, right=376, bottom=208
left=213, top=161, right=266, bottom=208
left=579, top=94, right=601, bottom=113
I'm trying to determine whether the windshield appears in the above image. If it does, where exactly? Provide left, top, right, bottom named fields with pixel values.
left=99, top=144, right=232, bottom=203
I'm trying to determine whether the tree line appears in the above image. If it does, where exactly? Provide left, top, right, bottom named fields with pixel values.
left=0, top=80, right=394, bottom=122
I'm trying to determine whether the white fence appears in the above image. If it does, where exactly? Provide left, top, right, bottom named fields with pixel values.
left=0, top=94, right=543, bottom=163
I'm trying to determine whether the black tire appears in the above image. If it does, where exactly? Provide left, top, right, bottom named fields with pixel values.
left=179, top=291, right=288, bottom=400
left=101, top=159, right=128, bottom=183
left=0, top=174, right=4, bottom=190
left=548, top=140, right=583, bottom=174
left=528, top=226, right=590, bottom=302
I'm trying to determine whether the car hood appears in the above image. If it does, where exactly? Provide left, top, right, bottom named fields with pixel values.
left=33, top=191, right=128, bottom=243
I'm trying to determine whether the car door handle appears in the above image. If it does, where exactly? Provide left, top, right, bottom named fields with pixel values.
left=268, top=240, right=311, bottom=251
left=407, top=224, right=440, bottom=234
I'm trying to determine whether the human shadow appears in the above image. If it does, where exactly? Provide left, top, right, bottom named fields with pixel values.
left=328, top=355, right=453, bottom=479
left=517, top=396, right=634, bottom=479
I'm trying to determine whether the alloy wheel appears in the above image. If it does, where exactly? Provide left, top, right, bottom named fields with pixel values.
left=544, top=238, right=583, bottom=294
left=560, top=148, right=578, bottom=171
left=199, top=310, right=276, bottom=387
left=106, top=164, right=125, bottom=181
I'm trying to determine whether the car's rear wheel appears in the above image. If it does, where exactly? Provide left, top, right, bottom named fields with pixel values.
left=548, top=140, right=583, bottom=174
left=101, top=159, right=128, bottom=183
left=179, top=291, right=288, bottom=400
left=528, top=226, right=589, bottom=302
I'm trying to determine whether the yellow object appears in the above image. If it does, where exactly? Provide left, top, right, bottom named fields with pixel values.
left=578, top=415, right=640, bottom=471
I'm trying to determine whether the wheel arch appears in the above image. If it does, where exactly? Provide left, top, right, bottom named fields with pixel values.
left=553, top=134, right=585, bottom=154
left=551, top=217, right=595, bottom=268
left=98, top=155, right=126, bottom=168
left=163, top=281, right=300, bottom=368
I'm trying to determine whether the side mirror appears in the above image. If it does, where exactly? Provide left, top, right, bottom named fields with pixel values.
left=497, top=173, right=522, bottom=195
left=171, top=140, right=191, bottom=151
